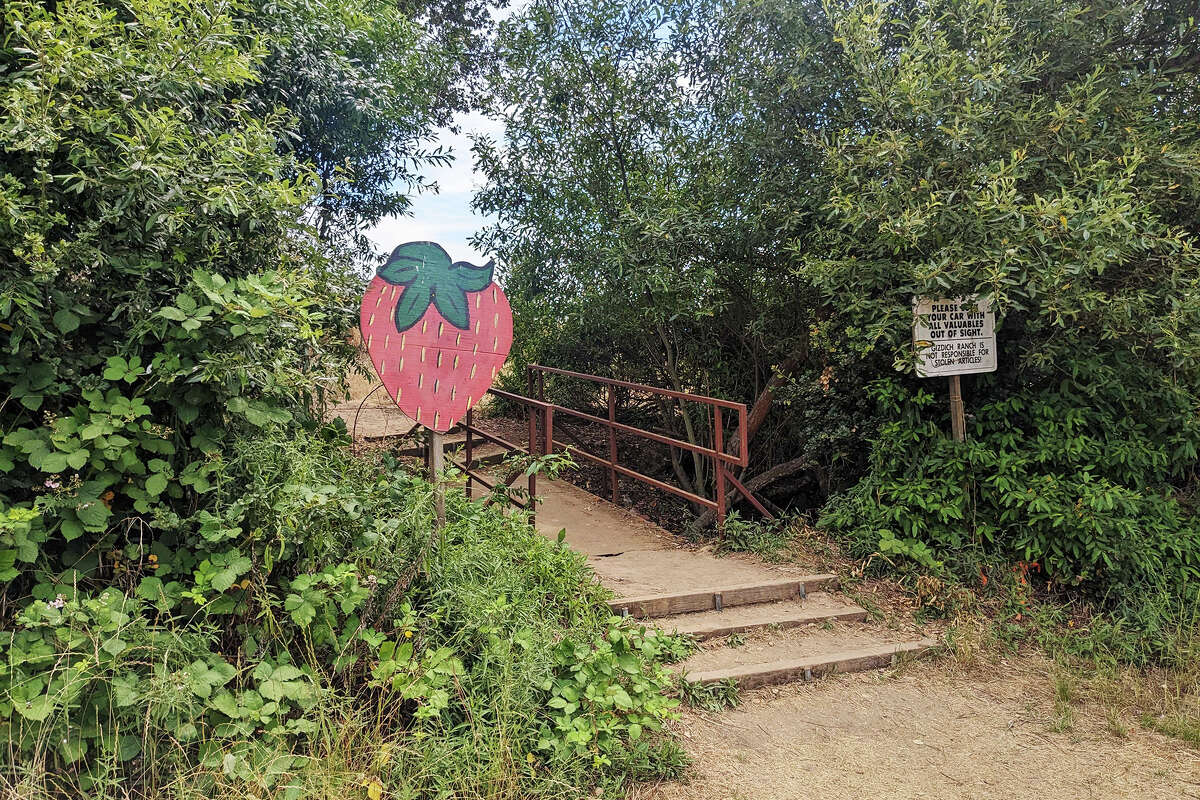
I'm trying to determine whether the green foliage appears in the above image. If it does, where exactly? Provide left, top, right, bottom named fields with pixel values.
left=676, top=677, right=740, bottom=713
left=823, top=378, right=1200, bottom=596
left=716, top=512, right=797, bottom=563
left=3, top=425, right=683, bottom=797
left=0, top=0, right=358, bottom=584
left=244, top=0, right=459, bottom=259
left=1, top=0, right=681, bottom=795
left=480, top=0, right=1200, bottom=638
left=538, top=624, right=683, bottom=774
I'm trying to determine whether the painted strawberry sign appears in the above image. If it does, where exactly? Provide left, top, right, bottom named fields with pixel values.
left=360, top=241, right=513, bottom=432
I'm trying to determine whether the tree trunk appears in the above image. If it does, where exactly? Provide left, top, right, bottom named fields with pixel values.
left=693, top=456, right=812, bottom=531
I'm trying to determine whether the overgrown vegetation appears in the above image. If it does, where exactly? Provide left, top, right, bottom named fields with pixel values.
left=0, top=0, right=685, bottom=794
left=476, top=0, right=1200, bottom=661
left=5, top=0, right=1200, bottom=789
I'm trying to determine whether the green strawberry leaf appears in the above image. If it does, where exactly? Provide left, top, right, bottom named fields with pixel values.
left=450, top=260, right=495, bottom=292
left=378, top=241, right=450, bottom=285
left=376, top=242, right=497, bottom=333
left=432, top=285, right=469, bottom=329
left=392, top=283, right=433, bottom=333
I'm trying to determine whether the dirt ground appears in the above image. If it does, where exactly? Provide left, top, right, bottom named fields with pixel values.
left=630, top=657, right=1200, bottom=800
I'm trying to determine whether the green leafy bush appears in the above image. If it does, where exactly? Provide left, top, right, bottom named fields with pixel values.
left=823, top=379, right=1200, bottom=595
left=0, top=0, right=683, bottom=795
left=3, top=426, right=686, bottom=797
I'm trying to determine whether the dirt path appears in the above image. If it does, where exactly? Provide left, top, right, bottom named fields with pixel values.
left=630, top=658, right=1200, bottom=800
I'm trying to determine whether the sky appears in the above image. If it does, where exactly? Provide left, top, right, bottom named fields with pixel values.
left=363, top=110, right=504, bottom=266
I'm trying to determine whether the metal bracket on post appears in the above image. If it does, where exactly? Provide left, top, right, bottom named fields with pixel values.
left=619, top=607, right=630, bottom=619
left=713, top=592, right=723, bottom=612
left=803, top=667, right=813, bottom=682
left=798, top=583, right=807, bottom=600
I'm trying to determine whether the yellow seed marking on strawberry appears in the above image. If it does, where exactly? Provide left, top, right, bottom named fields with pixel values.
left=438, top=321, right=444, bottom=337
left=367, top=334, right=374, bottom=348
left=398, top=357, right=404, bottom=371
left=380, top=360, right=386, bottom=375
left=433, top=379, right=439, bottom=394
left=453, top=354, right=459, bottom=369
left=455, top=333, right=462, bottom=347
left=417, top=373, right=423, bottom=388
left=421, top=347, right=426, bottom=362
left=491, top=365, right=497, bottom=378
left=369, top=313, right=376, bottom=326
left=434, top=411, right=440, bottom=428
left=450, top=386, right=457, bottom=400
left=384, top=334, right=390, bottom=349
left=422, top=319, right=427, bottom=334
left=474, top=320, right=480, bottom=335
left=436, top=351, right=443, bottom=367
left=492, top=337, right=498, bottom=351
left=416, top=407, right=421, bottom=421
left=475, top=294, right=481, bottom=309
left=470, top=364, right=477, bottom=378
left=493, top=312, right=499, bottom=327
left=392, top=285, right=399, bottom=300
left=374, top=293, right=383, bottom=309
left=492, top=288, right=497, bottom=302
left=472, top=343, right=479, bottom=355
left=467, top=395, right=473, bottom=406
left=402, top=333, right=407, bottom=347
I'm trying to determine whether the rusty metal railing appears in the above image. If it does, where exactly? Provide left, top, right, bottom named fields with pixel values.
left=456, top=365, right=772, bottom=527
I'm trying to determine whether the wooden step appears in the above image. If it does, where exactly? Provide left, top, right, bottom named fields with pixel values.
left=609, top=574, right=837, bottom=619
left=654, top=593, right=866, bottom=640
left=682, top=636, right=940, bottom=689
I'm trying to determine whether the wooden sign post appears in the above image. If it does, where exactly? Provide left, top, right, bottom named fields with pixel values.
left=912, top=296, right=997, bottom=441
left=429, top=429, right=446, bottom=529
left=360, top=241, right=513, bottom=531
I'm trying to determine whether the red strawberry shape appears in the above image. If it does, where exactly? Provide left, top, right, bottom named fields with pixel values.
left=360, top=241, right=512, bottom=432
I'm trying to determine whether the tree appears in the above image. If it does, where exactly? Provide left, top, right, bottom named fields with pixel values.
left=478, top=0, right=1200, bottom=595
left=242, top=0, right=461, bottom=261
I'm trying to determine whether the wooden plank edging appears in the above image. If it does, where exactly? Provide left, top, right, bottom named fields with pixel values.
left=609, top=574, right=838, bottom=618
left=684, top=638, right=941, bottom=689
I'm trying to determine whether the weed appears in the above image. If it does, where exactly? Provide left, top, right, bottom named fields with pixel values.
left=1141, top=713, right=1200, bottom=747
left=716, top=513, right=796, bottom=563
left=725, top=632, right=746, bottom=648
left=676, top=677, right=740, bottom=712
left=842, top=588, right=885, bottom=623
left=0, top=431, right=686, bottom=798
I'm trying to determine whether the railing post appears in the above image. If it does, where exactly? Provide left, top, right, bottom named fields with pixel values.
left=465, top=408, right=473, bottom=500
left=714, top=405, right=726, bottom=530
left=607, top=385, right=618, bottom=503
left=738, top=405, right=749, bottom=467
left=528, top=403, right=538, bottom=526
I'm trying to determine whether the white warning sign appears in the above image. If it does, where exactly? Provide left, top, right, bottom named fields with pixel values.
left=912, top=296, right=997, bottom=377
